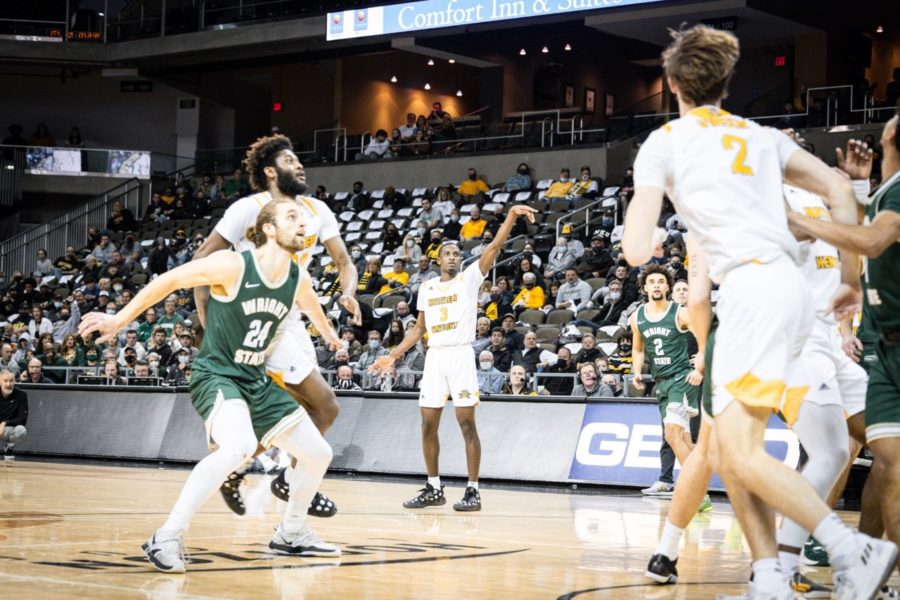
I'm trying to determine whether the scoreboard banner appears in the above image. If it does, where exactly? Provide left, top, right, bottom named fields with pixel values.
left=326, top=0, right=669, bottom=41
left=568, top=402, right=799, bottom=491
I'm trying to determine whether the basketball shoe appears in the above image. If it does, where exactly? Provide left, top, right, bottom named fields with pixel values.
left=269, top=470, right=338, bottom=517
left=645, top=553, right=678, bottom=584
left=403, top=483, right=446, bottom=508
left=642, top=481, right=674, bottom=496
left=831, top=535, right=898, bottom=600
left=219, top=471, right=246, bottom=516
left=269, top=524, right=341, bottom=557
left=789, top=572, right=831, bottom=599
left=142, top=530, right=187, bottom=573
left=453, top=486, right=481, bottom=512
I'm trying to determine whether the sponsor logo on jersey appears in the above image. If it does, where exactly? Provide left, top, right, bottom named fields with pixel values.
left=241, top=297, right=290, bottom=320
left=428, top=294, right=458, bottom=307
left=814, top=256, right=839, bottom=269
left=458, top=390, right=471, bottom=399
left=643, top=327, right=672, bottom=338
left=431, top=322, right=458, bottom=334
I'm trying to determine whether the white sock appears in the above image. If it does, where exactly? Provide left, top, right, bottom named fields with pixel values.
left=428, top=476, right=441, bottom=489
left=752, top=558, right=785, bottom=593
left=813, top=513, right=856, bottom=568
left=467, top=481, right=479, bottom=490
left=778, top=550, right=800, bottom=575
left=271, top=417, right=333, bottom=535
left=654, top=519, right=684, bottom=560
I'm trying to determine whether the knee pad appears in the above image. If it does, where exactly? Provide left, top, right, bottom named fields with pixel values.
left=663, top=403, right=690, bottom=431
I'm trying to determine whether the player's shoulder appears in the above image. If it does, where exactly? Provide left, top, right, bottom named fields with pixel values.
left=297, top=195, right=335, bottom=217
left=227, top=192, right=270, bottom=213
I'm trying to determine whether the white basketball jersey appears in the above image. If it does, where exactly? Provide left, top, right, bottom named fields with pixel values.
left=634, top=106, right=802, bottom=283
left=416, top=262, right=486, bottom=347
left=783, top=185, right=841, bottom=324
left=214, top=191, right=340, bottom=270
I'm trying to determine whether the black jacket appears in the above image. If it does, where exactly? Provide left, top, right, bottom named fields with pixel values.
left=0, top=388, right=28, bottom=427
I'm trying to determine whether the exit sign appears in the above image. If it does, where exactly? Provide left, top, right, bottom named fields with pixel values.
left=774, top=55, right=787, bottom=67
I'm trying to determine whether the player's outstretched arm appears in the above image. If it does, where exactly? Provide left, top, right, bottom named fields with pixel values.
left=685, top=232, right=712, bottom=362
left=478, top=205, right=536, bottom=274
left=622, top=187, right=664, bottom=267
left=323, top=236, right=363, bottom=326
left=629, top=313, right=646, bottom=390
left=370, top=312, right=426, bottom=375
left=80, top=251, right=242, bottom=343
left=788, top=209, right=900, bottom=260
left=294, top=273, right=341, bottom=351
left=192, top=231, right=233, bottom=328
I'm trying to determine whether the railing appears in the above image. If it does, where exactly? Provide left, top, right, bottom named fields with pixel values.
left=0, top=144, right=152, bottom=180
left=22, top=365, right=172, bottom=386
left=555, top=194, right=617, bottom=240
left=0, top=178, right=146, bottom=276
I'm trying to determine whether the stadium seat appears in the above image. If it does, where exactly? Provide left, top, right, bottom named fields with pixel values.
left=535, top=326, right=560, bottom=343
left=339, top=211, right=355, bottom=222
left=369, top=220, right=385, bottom=231
left=576, top=309, right=599, bottom=321
left=377, top=295, right=404, bottom=311
left=515, top=325, right=532, bottom=336
left=598, top=325, right=623, bottom=339
left=346, top=221, right=364, bottom=232
left=377, top=209, right=394, bottom=219
left=130, top=273, right=149, bottom=286
left=514, top=191, right=533, bottom=203
left=602, top=186, right=620, bottom=197
left=397, top=207, right=414, bottom=218
left=492, top=192, right=510, bottom=204
left=345, top=232, right=362, bottom=243
left=370, top=189, right=385, bottom=200
left=519, top=309, right=545, bottom=326
left=358, top=209, right=375, bottom=221
left=539, top=343, right=557, bottom=353
left=549, top=199, right=570, bottom=213
left=585, top=277, right=606, bottom=290
left=546, top=309, right=574, bottom=325
left=358, top=294, right=376, bottom=308
left=411, top=187, right=428, bottom=197
left=333, top=191, right=349, bottom=202
left=536, top=179, right=553, bottom=190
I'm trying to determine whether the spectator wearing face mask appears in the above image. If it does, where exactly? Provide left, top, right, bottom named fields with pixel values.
left=602, top=373, right=623, bottom=397
left=502, top=365, right=537, bottom=396
left=568, top=166, right=600, bottom=200
left=578, top=235, right=614, bottom=279
left=460, top=206, right=488, bottom=241
left=544, top=168, right=575, bottom=198
left=333, top=364, right=362, bottom=391
left=443, top=210, right=463, bottom=241
left=503, top=163, right=533, bottom=192
left=571, top=363, right=613, bottom=398
left=483, top=286, right=512, bottom=325
left=511, top=273, right=544, bottom=312
left=457, top=168, right=490, bottom=198
left=607, top=335, right=633, bottom=375
left=348, top=245, right=368, bottom=276
left=545, top=237, right=576, bottom=281
left=583, top=280, right=630, bottom=331
left=355, top=330, right=389, bottom=389
left=476, top=350, right=505, bottom=395
left=395, top=233, right=423, bottom=264
left=167, top=347, right=192, bottom=383
left=51, top=297, right=81, bottom=345
left=541, top=346, right=576, bottom=395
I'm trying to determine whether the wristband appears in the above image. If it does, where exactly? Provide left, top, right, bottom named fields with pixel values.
left=852, top=179, right=872, bottom=206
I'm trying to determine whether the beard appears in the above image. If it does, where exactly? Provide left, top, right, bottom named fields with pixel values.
left=651, top=291, right=665, bottom=301
left=276, top=229, right=305, bottom=253
left=275, top=167, right=308, bottom=197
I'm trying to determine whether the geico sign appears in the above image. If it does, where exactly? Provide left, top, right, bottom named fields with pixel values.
left=574, top=422, right=799, bottom=469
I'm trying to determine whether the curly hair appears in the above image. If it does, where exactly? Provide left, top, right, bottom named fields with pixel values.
left=243, top=134, right=293, bottom=193
left=638, top=263, right=673, bottom=291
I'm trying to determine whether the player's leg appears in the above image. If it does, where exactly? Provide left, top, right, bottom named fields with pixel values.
left=145, top=399, right=258, bottom=573
left=267, top=416, right=339, bottom=557
left=448, top=350, right=482, bottom=512
left=643, top=438, right=676, bottom=496
left=403, top=349, right=449, bottom=508
left=453, top=405, right=481, bottom=512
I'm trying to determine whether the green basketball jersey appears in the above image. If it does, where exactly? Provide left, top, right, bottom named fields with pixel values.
left=857, top=281, right=879, bottom=343
left=864, top=173, right=900, bottom=335
left=192, top=250, right=300, bottom=384
left=636, top=301, right=691, bottom=379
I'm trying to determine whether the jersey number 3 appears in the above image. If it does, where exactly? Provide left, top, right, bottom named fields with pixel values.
left=721, top=134, right=754, bottom=176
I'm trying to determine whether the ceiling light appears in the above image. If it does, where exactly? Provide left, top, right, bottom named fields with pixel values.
left=424, top=83, right=431, bottom=90
left=876, top=25, right=884, bottom=33
left=427, top=58, right=434, bottom=66
left=519, top=48, right=526, bottom=56
left=390, top=75, right=397, bottom=83
left=541, top=46, right=549, bottom=54
left=456, top=90, right=463, bottom=97
left=564, top=43, right=572, bottom=51
left=448, top=59, right=455, bottom=64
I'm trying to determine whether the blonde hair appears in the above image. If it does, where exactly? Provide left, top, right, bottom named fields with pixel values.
left=662, top=24, right=740, bottom=106
left=245, top=199, right=293, bottom=248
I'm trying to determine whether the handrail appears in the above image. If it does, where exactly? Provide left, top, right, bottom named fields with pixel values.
left=556, top=194, right=615, bottom=240
left=570, top=114, right=584, bottom=145
left=540, top=116, right=555, bottom=148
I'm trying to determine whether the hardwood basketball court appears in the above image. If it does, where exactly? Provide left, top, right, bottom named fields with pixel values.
left=0, top=460, right=896, bottom=599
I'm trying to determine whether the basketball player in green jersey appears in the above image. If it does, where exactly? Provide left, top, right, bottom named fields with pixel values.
left=80, top=200, right=343, bottom=573
left=630, top=264, right=709, bottom=510
left=788, top=104, right=900, bottom=579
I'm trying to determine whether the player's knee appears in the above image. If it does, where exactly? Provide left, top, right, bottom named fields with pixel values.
left=421, top=418, right=440, bottom=437
left=221, top=436, right=258, bottom=464
left=319, top=390, right=340, bottom=427
left=10, top=425, right=26, bottom=444
left=457, top=417, right=478, bottom=440
left=663, top=424, right=683, bottom=447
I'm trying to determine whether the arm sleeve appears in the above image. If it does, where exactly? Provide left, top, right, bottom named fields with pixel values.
left=316, top=202, right=340, bottom=242
left=633, top=129, right=672, bottom=191
left=214, top=197, right=259, bottom=245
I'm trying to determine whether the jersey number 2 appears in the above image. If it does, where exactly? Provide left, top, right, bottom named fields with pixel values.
left=243, top=319, right=273, bottom=349
left=653, top=338, right=665, bottom=356
left=721, top=134, right=754, bottom=176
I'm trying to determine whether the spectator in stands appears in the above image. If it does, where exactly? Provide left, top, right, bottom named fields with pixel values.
left=555, top=268, right=592, bottom=313
left=383, top=320, right=405, bottom=352
left=500, top=313, right=524, bottom=351
left=101, top=360, right=126, bottom=385
left=381, top=222, right=402, bottom=257
left=569, top=166, right=600, bottom=200
left=34, top=249, right=54, bottom=277
left=119, top=234, right=144, bottom=269
left=107, top=201, right=137, bottom=232
left=59, top=334, right=83, bottom=366
left=487, top=327, right=513, bottom=373
left=545, top=237, right=576, bottom=280
left=460, top=206, right=487, bottom=240
left=585, top=280, right=629, bottom=330
left=356, top=330, right=388, bottom=389
left=148, top=238, right=174, bottom=276
left=339, top=329, right=363, bottom=361
left=393, top=302, right=416, bottom=329
left=136, top=308, right=159, bottom=344
left=346, top=181, right=370, bottom=212
left=541, top=346, right=576, bottom=396
left=146, top=352, right=162, bottom=377
left=28, top=305, right=53, bottom=338
left=457, top=168, right=489, bottom=198
left=53, top=246, right=81, bottom=276
left=477, top=350, right=505, bottom=395
left=512, top=272, right=544, bottom=313
left=418, top=198, right=443, bottom=229
left=222, top=169, right=250, bottom=202
left=575, top=333, right=603, bottom=365
left=432, top=187, right=455, bottom=220
left=427, top=102, right=451, bottom=134
left=607, top=334, right=633, bottom=375
left=0, top=369, right=28, bottom=458
left=407, top=128, right=430, bottom=156
left=513, top=332, right=557, bottom=373
left=20, top=358, right=52, bottom=384
left=40, top=341, right=66, bottom=383
left=132, top=360, right=152, bottom=379
left=602, top=374, right=623, bottom=397
left=544, top=168, right=574, bottom=199
left=334, top=364, right=362, bottom=391
left=483, top=285, right=512, bottom=325
left=91, top=230, right=117, bottom=264
left=101, top=251, right=132, bottom=280
left=433, top=115, right=457, bottom=142
left=672, top=279, right=689, bottom=307
left=357, top=258, right=388, bottom=296
left=423, top=229, right=444, bottom=263
left=578, top=235, right=614, bottom=279
left=2, top=124, right=28, bottom=147
left=443, top=210, right=463, bottom=240
left=594, top=356, right=610, bottom=375
left=0, top=344, right=20, bottom=377
left=502, top=365, right=536, bottom=396
left=399, top=112, right=418, bottom=141
left=167, top=347, right=192, bottom=383
left=472, top=317, right=493, bottom=355
left=360, top=129, right=393, bottom=160
left=572, top=363, right=613, bottom=398
left=514, top=256, right=544, bottom=289
left=118, top=329, right=146, bottom=362
left=380, top=258, right=409, bottom=298
left=395, top=233, right=422, bottom=264
left=157, top=296, right=185, bottom=339
left=503, top=163, right=532, bottom=193
left=30, top=123, right=55, bottom=146
left=145, top=326, right=172, bottom=365
left=389, top=128, right=404, bottom=157
left=408, top=256, right=437, bottom=296
left=52, top=299, right=80, bottom=344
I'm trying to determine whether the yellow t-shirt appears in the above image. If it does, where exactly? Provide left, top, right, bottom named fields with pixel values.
left=545, top=180, right=574, bottom=198
left=380, top=271, right=409, bottom=294
left=460, top=218, right=487, bottom=240
left=512, top=286, right=545, bottom=309
left=457, top=179, right=490, bottom=196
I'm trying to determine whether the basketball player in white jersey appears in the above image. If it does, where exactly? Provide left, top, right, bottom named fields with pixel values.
left=369, top=205, right=535, bottom=511
left=625, top=24, right=895, bottom=599
left=193, top=134, right=361, bottom=517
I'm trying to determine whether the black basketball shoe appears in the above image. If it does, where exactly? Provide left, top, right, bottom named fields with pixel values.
left=269, top=470, right=338, bottom=517
left=645, top=553, right=678, bottom=584
left=403, top=483, right=446, bottom=509
left=220, top=471, right=246, bottom=516
left=453, top=486, right=481, bottom=512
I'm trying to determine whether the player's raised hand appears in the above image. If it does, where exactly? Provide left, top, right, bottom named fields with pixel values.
left=338, top=294, right=363, bottom=326
left=829, top=283, right=861, bottom=322
left=507, top=205, right=537, bottom=223
left=78, top=312, right=121, bottom=344
left=836, top=139, right=873, bottom=181
left=368, top=355, right=396, bottom=375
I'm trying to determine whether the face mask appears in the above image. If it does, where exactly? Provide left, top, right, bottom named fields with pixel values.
left=406, top=240, right=415, bottom=247
left=113, top=284, right=123, bottom=293
left=60, top=312, right=70, bottom=320
left=351, top=250, right=361, bottom=259
left=557, top=240, right=567, bottom=248
left=450, top=215, right=459, bottom=222
left=125, top=355, right=136, bottom=365
left=368, top=340, right=380, bottom=350
left=558, top=359, right=569, bottom=368
left=490, top=294, right=500, bottom=302
left=468, top=174, right=477, bottom=180
left=524, top=282, right=535, bottom=289
left=106, top=309, right=116, bottom=315
left=53, top=300, right=63, bottom=308
left=337, top=378, right=354, bottom=390
left=602, top=217, right=613, bottom=226
left=518, top=168, right=527, bottom=175
left=582, top=174, right=590, bottom=181
left=178, top=355, right=190, bottom=365
left=609, top=291, right=621, bottom=302
left=619, top=344, right=631, bottom=353
left=559, top=176, right=569, bottom=182
left=86, top=353, right=98, bottom=361
left=417, top=227, right=426, bottom=236
left=479, top=361, right=493, bottom=370
left=149, top=361, right=159, bottom=370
